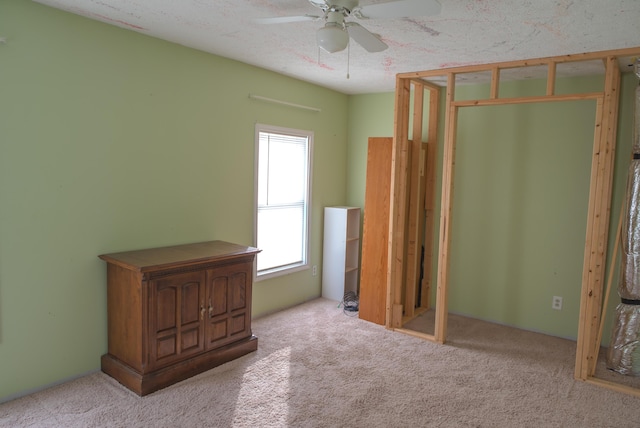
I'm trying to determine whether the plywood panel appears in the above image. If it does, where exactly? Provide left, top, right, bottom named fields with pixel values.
left=359, top=137, right=393, bottom=325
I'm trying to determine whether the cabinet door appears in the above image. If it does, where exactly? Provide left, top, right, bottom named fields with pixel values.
left=149, top=271, right=206, bottom=369
left=205, top=261, right=252, bottom=349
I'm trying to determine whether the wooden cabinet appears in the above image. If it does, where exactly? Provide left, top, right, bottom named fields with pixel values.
left=99, top=241, right=259, bottom=396
left=149, top=270, right=207, bottom=370
left=322, top=206, right=361, bottom=302
left=205, top=262, right=253, bottom=350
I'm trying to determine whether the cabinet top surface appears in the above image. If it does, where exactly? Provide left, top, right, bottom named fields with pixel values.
left=98, top=240, right=260, bottom=272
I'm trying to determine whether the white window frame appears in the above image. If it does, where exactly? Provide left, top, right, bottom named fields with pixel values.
left=254, top=124, right=313, bottom=281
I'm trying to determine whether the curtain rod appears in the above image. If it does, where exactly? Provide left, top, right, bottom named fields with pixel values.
left=248, top=94, right=321, bottom=113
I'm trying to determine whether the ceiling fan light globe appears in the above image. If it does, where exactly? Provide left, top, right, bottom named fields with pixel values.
left=316, top=24, right=349, bottom=53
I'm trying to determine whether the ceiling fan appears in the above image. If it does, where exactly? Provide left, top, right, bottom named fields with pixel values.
left=255, top=0, right=442, bottom=54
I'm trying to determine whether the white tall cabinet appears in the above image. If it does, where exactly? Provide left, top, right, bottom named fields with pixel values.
left=322, top=206, right=361, bottom=301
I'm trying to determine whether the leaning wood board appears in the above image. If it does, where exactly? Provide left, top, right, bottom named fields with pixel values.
left=359, top=137, right=393, bottom=325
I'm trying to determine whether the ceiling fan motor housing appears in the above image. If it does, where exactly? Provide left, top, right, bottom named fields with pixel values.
left=261, top=0, right=442, bottom=54
left=317, top=21, right=349, bottom=53
left=311, top=0, right=359, bottom=14
left=331, top=0, right=359, bottom=12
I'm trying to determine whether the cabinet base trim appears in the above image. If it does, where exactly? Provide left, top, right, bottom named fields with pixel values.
left=101, top=335, right=258, bottom=396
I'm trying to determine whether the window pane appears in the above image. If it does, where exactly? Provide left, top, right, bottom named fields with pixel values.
left=265, top=141, right=306, bottom=204
left=258, top=132, right=307, bottom=206
left=257, top=205, right=304, bottom=271
left=255, top=126, right=312, bottom=277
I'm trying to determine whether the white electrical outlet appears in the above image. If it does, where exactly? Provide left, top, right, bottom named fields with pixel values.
left=312, top=265, right=317, bottom=276
left=552, top=296, right=563, bottom=310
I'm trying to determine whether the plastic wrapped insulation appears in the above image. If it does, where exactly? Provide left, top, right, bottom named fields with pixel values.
left=618, top=159, right=640, bottom=300
left=635, top=82, right=640, bottom=153
left=607, top=303, right=640, bottom=375
left=606, top=71, right=640, bottom=375
left=607, top=160, right=640, bottom=375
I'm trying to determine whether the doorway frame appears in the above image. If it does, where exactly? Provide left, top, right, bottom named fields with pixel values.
left=388, top=47, right=640, bottom=396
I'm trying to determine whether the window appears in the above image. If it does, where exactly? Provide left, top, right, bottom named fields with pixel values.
left=254, top=124, right=313, bottom=279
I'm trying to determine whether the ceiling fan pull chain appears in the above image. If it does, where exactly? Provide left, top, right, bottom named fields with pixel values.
left=347, top=42, right=350, bottom=79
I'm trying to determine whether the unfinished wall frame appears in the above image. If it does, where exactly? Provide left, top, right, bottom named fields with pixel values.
left=388, top=47, right=640, bottom=396
left=382, top=80, right=440, bottom=336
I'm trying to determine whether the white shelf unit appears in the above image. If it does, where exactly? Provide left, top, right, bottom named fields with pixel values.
left=322, top=206, right=361, bottom=302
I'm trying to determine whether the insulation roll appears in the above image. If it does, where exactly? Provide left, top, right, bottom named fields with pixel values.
left=635, top=84, right=640, bottom=153
left=619, top=160, right=640, bottom=299
left=606, top=63, right=640, bottom=375
left=607, top=303, right=640, bottom=375
left=607, top=160, right=640, bottom=375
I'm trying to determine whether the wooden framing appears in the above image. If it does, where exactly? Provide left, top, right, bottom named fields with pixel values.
left=575, top=56, right=621, bottom=380
left=403, top=85, right=425, bottom=319
left=422, top=84, right=440, bottom=312
left=385, top=80, right=440, bottom=335
left=389, top=47, right=640, bottom=394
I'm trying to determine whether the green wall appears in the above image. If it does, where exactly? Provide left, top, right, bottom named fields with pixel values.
left=0, top=0, right=348, bottom=401
left=2, top=0, right=635, bottom=405
left=347, top=93, right=396, bottom=209
left=347, top=74, right=636, bottom=341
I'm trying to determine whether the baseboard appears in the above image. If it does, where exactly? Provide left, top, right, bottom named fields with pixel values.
left=0, top=368, right=100, bottom=405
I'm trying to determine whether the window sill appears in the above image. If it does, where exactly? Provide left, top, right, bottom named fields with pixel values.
left=255, top=263, right=309, bottom=282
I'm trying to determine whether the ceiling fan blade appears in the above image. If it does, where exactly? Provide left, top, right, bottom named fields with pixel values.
left=346, top=22, right=388, bottom=53
left=354, top=0, right=441, bottom=19
left=254, top=14, right=320, bottom=25
left=308, top=0, right=329, bottom=9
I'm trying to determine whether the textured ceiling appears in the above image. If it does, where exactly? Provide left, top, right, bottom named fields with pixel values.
left=33, top=0, right=640, bottom=94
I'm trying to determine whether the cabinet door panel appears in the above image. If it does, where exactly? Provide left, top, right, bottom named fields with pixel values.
left=181, top=326, right=201, bottom=351
left=210, top=320, right=228, bottom=342
left=149, top=271, right=206, bottom=369
left=156, top=336, right=176, bottom=360
left=182, top=283, right=201, bottom=324
left=210, top=276, right=228, bottom=317
left=156, top=287, right=177, bottom=332
left=230, top=314, right=246, bottom=335
left=206, top=262, right=252, bottom=349
left=230, top=272, right=247, bottom=311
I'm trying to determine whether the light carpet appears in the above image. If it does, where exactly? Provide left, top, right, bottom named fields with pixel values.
left=2, top=297, right=640, bottom=427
